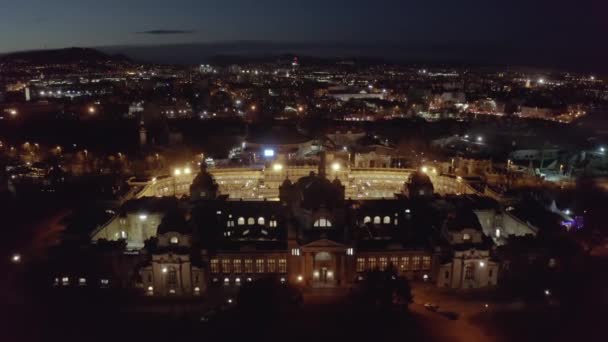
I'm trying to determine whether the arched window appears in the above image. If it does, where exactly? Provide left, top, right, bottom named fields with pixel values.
left=363, top=216, right=371, bottom=224
left=247, top=217, right=255, bottom=225
left=257, top=217, right=265, bottom=225
left=373, top=216, right=381, bottom=224
left=383, top=216, right=391, bottom=224
left=170, top=236, right=179, bottom=244
left=313, top=218, right=332, bottom=228
left=237, top=217, right=245, bottom=225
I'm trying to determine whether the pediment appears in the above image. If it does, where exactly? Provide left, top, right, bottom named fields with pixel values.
left=302, top=238, right=346, bottom=248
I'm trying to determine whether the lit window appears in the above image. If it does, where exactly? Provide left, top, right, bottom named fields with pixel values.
left=368, top=257, right=377, bottom=270
left=233, top=259, right=242, bottom=273
left=313, top=218, right=332, bottom=227
left=237, top=217, right=245, bottom=225
left=383, top=216, right=391, bottom=224
left=255, top=259, right=264, bottom=273
left=100, top=279, right=109, bottom=286
left=120, top=230, right=127, bottom=239
left=278, top=259, right=287, bottom=273
left=373, top=216, right=381, bottom=224
left=247, top=217, right=255, bottom=225
left=61, top=277, right=70, bottom=286
left=170, top=236, right=179, bottom=244
left=291, top=248, right=300, bottom=256
left=390, top=257, right=399, bottom=268
left=495, top=229, right=501, bottom=238
left=167, top=268, right=177, bottom=285
left=257, top=217, right=265, bottom=225
left=363, top=216, right=371, bottom=224
left=269, top=220, right=277, bottom=227
left=465, top=264, right=475, bottom=280
left=379, top=257, right=388, bottom=270
left=356, top=258, right=365, bottom=272
left=346, top=248, right=354, bottom=256
left=222, top=259, right=231, bottom=273
left=412, top=256, right=421, bottom=270
left=78, top=278, right=86, bottom=286
left=422, top=256, right=431, bottom=270
left=267, top=259, right=276, bottom=273
left=463, top=233, right=471, bottom=241
left=244, top=259, right=253, bottom=273
left=210, top=259, right=219, bottom=273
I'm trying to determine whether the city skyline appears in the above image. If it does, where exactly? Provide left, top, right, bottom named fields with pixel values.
left=1, top=0, right=606, bottom=71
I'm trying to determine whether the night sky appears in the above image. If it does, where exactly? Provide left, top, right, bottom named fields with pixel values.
left=1, top=0, right=606, bottom=69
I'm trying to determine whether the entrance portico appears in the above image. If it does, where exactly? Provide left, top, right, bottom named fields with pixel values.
left=300, top=239, right=352, bottom=288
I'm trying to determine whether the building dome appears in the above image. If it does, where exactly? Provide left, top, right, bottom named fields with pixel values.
left=156, top=210, right=190, bottom=235
left=190, top=163, right=218, bottom=201
left=295, top=171, right=344, bottom=210
left=406, top=171, right=434, bottom=198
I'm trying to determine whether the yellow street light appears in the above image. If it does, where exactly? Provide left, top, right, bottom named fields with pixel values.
left=272, top=163, right=283, bottom=172
left=174, top=168, right=182, bottom=176
left=331, top=162, right=341, bottom=172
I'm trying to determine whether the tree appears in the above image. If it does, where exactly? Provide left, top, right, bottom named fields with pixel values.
left=236, top=277, right=302, bottom=316
left=355, top=266, right=413, bottom=311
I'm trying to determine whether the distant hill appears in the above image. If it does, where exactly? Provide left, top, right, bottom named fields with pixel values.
left=0, top=47, right=131, bottom=65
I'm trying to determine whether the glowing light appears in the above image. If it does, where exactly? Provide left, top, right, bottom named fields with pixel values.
left=421, top=166, right=429, bottom=173
left=147, top=286, right=153, bottom=292
left=263, top=149, right=275, bottom=157
left=162, top=267, right=168, bottom=273
left=184, top=167, right=192, bottom=175
left=9, top=109, right=17, bottom=116
left=600, top=147, right=605, bottom=153
left=298, top=106, right=304, bottom=112
left=174, top=169, right=182, bottom=176
left=331, top=162, right=341, bottom=171
left=227, top=298, right=233, bottom=304
left=297, top=275, right=303, bottom=282
left=139, top=214, right=148, bottom=221
left=327, top=271, right=333, bottom=278
left=479, top=261, right=485, bottom=267
left=544, top=289, right=551, bottom=296
left=313, top=271, right=320, bottom=277
left=538, top=78, right=545, bottom=84
left=250, top=105, right=256, bottom=111
left=564, top=209, right=571, bottom=216
left=88, top=106, right=96, bottom=114
left=423, top=274, right=429, bottom=281
left=477, top=136, right=483, bottom=142
left=11, top=253, right=21, bottom=263
left=272, top=163, right=283, bottom=171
